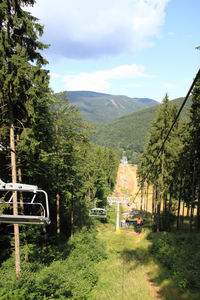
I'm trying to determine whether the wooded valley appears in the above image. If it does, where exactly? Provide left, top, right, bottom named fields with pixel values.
left=1, top=1, right=200, bottom=299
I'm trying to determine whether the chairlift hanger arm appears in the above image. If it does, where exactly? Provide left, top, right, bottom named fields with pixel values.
left=0, top=179, right=38, bottom=193
left=0, top=179, right=50, bottom=225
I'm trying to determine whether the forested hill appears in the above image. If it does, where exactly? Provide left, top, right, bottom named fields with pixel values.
left=65, top=91, right=158, bottom=124
left=91, top=96, right=192, bottom=163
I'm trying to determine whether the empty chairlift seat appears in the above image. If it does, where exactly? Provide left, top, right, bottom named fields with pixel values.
left=89, top=207, right=107, bottom=218
left=0, top=179, right=50, bottom=225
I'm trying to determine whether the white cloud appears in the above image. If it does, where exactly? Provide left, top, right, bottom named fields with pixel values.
left=62, top=64, right=154, bottom=92
left=163, top=83, right=178, bottom=89
left=27, top=0, right=170, bottom=59
left=120, top=83, right=143, bottom=88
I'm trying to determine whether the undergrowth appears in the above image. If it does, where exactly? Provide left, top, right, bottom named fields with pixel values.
left=149, top=232, right=200, bottom=291
left=0, top=226, right=107, bottom=299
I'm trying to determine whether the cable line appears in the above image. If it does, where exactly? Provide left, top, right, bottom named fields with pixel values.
left=134, top=68, right=200, bottom=200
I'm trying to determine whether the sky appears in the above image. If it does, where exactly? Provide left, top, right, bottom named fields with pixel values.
left=27, top=0, right=200, bottom=102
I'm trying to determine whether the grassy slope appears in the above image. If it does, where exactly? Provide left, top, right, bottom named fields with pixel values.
left=90, top=163, right=200, bottom=300
left=89, top=211, right=200, bottom=300
left=89, top=210, right=156, bottom=300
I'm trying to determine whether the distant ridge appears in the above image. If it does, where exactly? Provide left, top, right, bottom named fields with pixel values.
left=91, top=96, right=192, bottom=164
left=65, top=91, right=158, bottom=124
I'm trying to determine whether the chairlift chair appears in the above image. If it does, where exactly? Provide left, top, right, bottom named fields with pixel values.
left=89, top=207, right=107, bottom=219
left=89, top=198, right=107, bottom=218
left=89, top=208, right=107, bottom=218
left=0, top=179, right=50, bottom=225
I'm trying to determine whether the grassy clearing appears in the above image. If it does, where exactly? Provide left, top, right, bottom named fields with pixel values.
left=89, top=210, right=200, bottom=300
left=89, top=217, right=156, bottom=300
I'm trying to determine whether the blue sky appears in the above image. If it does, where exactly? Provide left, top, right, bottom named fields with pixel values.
left=28, top=0, right=200, bottom=102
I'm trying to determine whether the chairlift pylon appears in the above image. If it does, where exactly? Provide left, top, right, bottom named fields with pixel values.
left=0, top=179, right=50, bottom=225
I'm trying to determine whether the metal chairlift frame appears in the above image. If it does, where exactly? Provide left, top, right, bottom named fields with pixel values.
left=89, top=199, right=107, bottom=219
left=89, top=207, right=107, bottom=218
left=0, top=179, right=50, bottom=225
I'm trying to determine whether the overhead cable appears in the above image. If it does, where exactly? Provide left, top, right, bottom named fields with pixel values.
left=134, top=68, right=200, bottom=199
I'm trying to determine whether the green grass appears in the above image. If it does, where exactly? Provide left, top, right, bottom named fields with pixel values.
left=89, top=230, right=155, bottom=300
left=89, top=211, right=156, bottom=300
left=89, top=209, right=200, bottom=300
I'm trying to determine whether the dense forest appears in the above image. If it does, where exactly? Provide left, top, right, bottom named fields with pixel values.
left=91, top=96, right=192, bottom=165
left=135, top=85, right=200, bottom=294
left=137, top=88, right=200, bottom=233
left=0, top=1, right=120, bottom=297
left=1, top=1, right=200, bottom=299
left=64, top=91, right=158, bottom=124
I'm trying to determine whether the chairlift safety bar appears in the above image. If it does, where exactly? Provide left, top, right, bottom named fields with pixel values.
left=0, top=179, right=50, bottom=225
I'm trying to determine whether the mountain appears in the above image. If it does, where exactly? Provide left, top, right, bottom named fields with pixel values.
left=91, top=96, right=192, bottom=164
left=65, top=91, right=158, bottom=124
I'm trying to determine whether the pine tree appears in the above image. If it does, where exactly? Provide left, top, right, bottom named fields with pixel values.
left=0, top=0, right=51, bottom=276
left=187, top=77, right=200, bottom=231
left=137, top=94, right=181, bottom=231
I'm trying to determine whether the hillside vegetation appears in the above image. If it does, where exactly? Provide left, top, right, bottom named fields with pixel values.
left=65, top=91, right=158, bottom=124
left=91, top=96, right=192, bottom=163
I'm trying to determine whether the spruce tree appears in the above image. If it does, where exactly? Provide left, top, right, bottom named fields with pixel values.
left=187, top=77, right=200, bottom=231
left=0, top=0, right=51, bottom=276
left=137, top=94, right=181, bottom=231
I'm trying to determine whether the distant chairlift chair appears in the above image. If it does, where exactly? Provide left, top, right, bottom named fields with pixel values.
left=0, top=179, right=50, bottom=225
left=89, top=199, right=107, bottom=219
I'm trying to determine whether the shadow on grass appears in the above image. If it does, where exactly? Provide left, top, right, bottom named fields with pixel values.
left=119, top=217, right=200, bottom=300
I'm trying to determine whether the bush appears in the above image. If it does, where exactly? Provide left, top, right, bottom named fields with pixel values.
left=0, top=227, right=107, bottom=299
left=150, top=232, right=200, bottom=290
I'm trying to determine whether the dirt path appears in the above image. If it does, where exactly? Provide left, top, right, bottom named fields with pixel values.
left=103, top=163, right=161, bottom=300
left=90, top=227, right=161, bottom=300
left=113, top=164, right=138, bottom=198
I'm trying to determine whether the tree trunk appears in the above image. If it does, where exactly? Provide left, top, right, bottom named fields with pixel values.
left=187, top=202, right=190, bottom=217
left=168, top=187, right=173, bottom=232
left=140, top=183, right=143, bottom=215
left=16, top=148, right=24, bottom=215
left=181, top=201, right=185, bottom=225
left=71, top=192, right=74, bottom=240
left=55, top=124, right=61, bottom=237
left=145, top=182, right=149, bottom=218
left=176, top=180, right=182, bottom=230
left=163, top=191, right=167, bottom=213
left=56, top=193, right=60, bottom=236
left=71, top=208, right=74, bottom=240
left=197, top=180, right=200, bottom=231
left=156, top=186, right=161, bottom=233
left=9, top=104, right=21, bottom=277
left=18, top=162, right=29, bottom=262
left=152, top=185, right=155, bottom=232
left=190, top=155, right=196, bottom=232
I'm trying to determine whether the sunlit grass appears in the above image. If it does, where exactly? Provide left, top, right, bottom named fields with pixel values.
left=90, top=215, right=200, bottom=300
left=89, top=226, right=156, bottom=300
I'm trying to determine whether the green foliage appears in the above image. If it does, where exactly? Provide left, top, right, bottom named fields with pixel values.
left=65, top=91, right=158, bottom=124
left=0, top=228, right=107, bottom=299
left=150, top=232, right=200, bottom=290
left=91, top=97, right=192, bottom=164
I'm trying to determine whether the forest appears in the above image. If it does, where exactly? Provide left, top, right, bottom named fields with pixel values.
left=1, top=1, right=200, bottom=299
left=0, top=1, right=120, bottom=298
left=91, top=96, right=192, bottom=165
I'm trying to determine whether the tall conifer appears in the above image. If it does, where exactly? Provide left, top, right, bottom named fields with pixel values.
left=0, top=0, right=51, bottom=276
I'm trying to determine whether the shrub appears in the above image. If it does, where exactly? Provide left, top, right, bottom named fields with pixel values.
left=0, top=227, right=107, bottom=299
left=150, top=233, right=200, bottom=290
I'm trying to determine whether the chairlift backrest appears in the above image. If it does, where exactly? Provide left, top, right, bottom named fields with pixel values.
left=89, top=207, right=107, bottom=218
left=0, top=179, right=50, bottom=225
